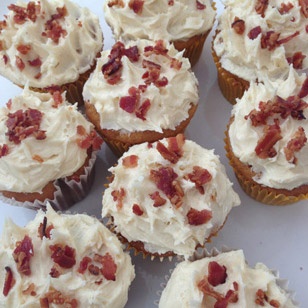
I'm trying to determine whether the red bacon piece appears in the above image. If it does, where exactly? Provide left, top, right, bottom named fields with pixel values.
left=78, top=256, right=92, bottom=274
left=196, top=0, right=206, bottom=10
left=208, top=261, right=228, bottom=287
left=135, top=98, right=151, bottom=120
left=3, top=267, right=15, bottom=297
left=40, top=288, right=78, bottom=308
left=28, top=57, right=42, bottom=67
left=156, top=141, right=180, bottom=164
left=13, top=235, right=34, bottom=276
left=248, top=26, right=262, bottom=40
left=187, top=208, right=212, bottom=226
left=50, top=244, right=76, bottom=269
left=122, top=155, right=139, bottom=168
left=123, top=45, right=140, bottom=62
left=111, top=188, right=126, bottom=209
left=299, top=0, right=308, bottom=17
left=16, top=44, right=31, bottom=55
left=255, top=0, right=269, bottom=17
left=185, top=166, right=212, bottom=194
left=156, top=134, right=185, bottom=163
left=95, top=253, right=117, bottom=281
left=15, top=56, right=25, bottom=71
left=128, top=0, right=144, bottom=14
left=287, top=51, right=306, bottom=69
left=76, top=125, right=103, bottom=150
left=278, top=2, right=294, bottom=14
left=0, top=144, right=9, bottom=158
left=284, top=126, right=307, bottom=163
left=231, top=17, right=245, bottom=35
left=255, top=120, right=282, bottom=159
left=119, top=95, right=138, bottom=113
left=108, top=0, right=125, bottom=8
left=168, top=0, right=174, bottom=5
left=299, top=77, right=308, bottom=98
left=52, top=91, right=63, bottom=108
left=38, top=216, right=54, bottom=239
left=132, top=204, right=144, bottom=216
left=8, top=4, right=27, bottom=24
left=149, top=191, right=167, bottom=207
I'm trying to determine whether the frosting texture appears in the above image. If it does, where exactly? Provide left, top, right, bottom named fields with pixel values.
left=104, top=0, right=215, bottom=42
left=0, top=0, right=103, bottom=88
left=159, top=250, right=297, bottom=308
left=213, top=0, right=308, bottom=82
left=229, top=68, right=308, bottom=190
left=83, top=39, right=199, bottom=133
left=0, top=205, right=135, bottom=308
left=102, top=135, right=240, bottom=258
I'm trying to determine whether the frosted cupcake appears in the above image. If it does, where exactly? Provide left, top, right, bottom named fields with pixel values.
left=83, top=39, right=199, bottom=156
left=0, top=88, right=103, bottom=210
left=0, top=0, right=103, bottom=105
left=102, top=135, right=240, bottom=259
left=212, top=0, right=308, bottom=104
left=0, top=204, right=135, bottom=307
left=159, top=249, right=297, bottom=307
left=225, top=68, right=308, bottom=205
left=103, top=0, right=216, bottom=67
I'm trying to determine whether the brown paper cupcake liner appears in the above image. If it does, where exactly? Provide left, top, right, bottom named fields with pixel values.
left=0, top=149, right=98, bottom=211
left=212, top=31, right=250, bottom=105
left=225, top=123, right=308, bottom=205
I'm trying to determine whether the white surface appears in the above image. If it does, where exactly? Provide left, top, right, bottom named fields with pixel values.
left=0, top=1, right=307, bottom=307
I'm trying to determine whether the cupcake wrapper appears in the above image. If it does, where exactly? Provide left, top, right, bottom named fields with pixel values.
left=0, top=149, right=98, bottom=211
left=212, top=32, right=250, bottom=105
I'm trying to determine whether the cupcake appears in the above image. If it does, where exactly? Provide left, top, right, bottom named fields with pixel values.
left=103, top=0, right=216, bottom=67
left=0, top=0, right=103, bottom=105
left=159, top=249, right=297, bottom=307
left=0, top=204, right=135, bottom=307
left=102, top=134, right=240, bottom=259
left=212, top=0, right=308, bottom=105
left=83, top=39, right=199, bottom=156
left=0, top=87, right=103, bottom=210
left=225, top=68, right=308, bottom=205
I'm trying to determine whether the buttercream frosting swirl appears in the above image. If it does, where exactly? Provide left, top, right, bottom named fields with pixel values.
left=0, top=205, right=135, bottom=307
left=102, top=136, right=240, bottom=258
left=103, top=0, right=215, bottom=42
left=0, top=0, right=103, bottom=88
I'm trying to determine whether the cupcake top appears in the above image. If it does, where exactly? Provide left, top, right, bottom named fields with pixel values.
left=213, top=0, right=308, bottom=82
left=0, top=0, right=103, bottom=88
left=0, top=204, right=135, bottom=307
left=229, top=68, right=308, bottom=190
left=103, top=0, right=216, bottom=42
left=159, top=249, right=297, bottom=308
left=83, top=39, right=199, bottom=133
left=0, top=88, right=102, bottom=193
left=102, top=135, right=240, bottom=258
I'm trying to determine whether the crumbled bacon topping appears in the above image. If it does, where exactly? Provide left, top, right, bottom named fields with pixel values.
left=196, top=0, right=206, bottom=10
left=299, top=0, right=308, bottom=17
left=208, top=261, right=228, bottom=287
left=184, top=166, right=212, bottom=195
left=28, top=57, right=42, bottom=67
left=287, top=51, right=306, bottom=69
left=49, top=264, right=62, bottom=278
left=261, top=30, right=299, bottom=51
left=284, top=126, right=307, bottom=163
left=8, top=2, right=41, bottom=24
left=168, top=0, right=174, bottom=5
left=255, top=289, right=281, bottom=307
left=128, top=0, right=144, bottom=14
left=156, top=134, right=185, bottom=164
left=0, top=20, right=7, bottom=31
left=40, top=287, right=78, bottom=308
left=0, top=144, right=9, bottom=158
left=299, top=77, right=308, bottom=98
left=111, top=187, right=126, bottom=209
left=78, top=256, right=92, bottom=274
left=38, top=216, right=54, bottom=239
left=22, top=283, right=36, bottom=296
left=108, top=0, right=125, bottom=8
left=3, top=55, right=8, bottom=65
left=132, top=204, right=144, bottom=216
left=94, top=253, right=117, bottom=281
left=149, top=191, right=167, bottom=207
left=255, top=0, right=269, bottom=17
left=231, top=17, right=245, bottom=35
left=49, top=244, right=76, bottom=269
left=187, top=208, right=212, bottom=226
left=122, top=155, right=139, bottom=168
left=6, top=108, right=46, bottom=144
left=51, top=91, right=63, bottom=108
left=278, top=2, right=294, bottom=14
left=13, top=235, right=34, bottom=276
left=15, top=55, right=25, bottom=71
left=76, top=125, right=103, bottom=150
left=2, top=267, right=15, bottom=297
left=16, top=44, right=31, bottom=55
left=248, top=26, right=262, bottom=40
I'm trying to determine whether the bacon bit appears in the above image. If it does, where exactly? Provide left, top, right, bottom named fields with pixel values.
left=135, top=98, right=151, bottom=120
left=50, top=244, right=76, bottom=269
left=168, top=0, right=174, bottom=5
left=95, top=253, right=117, bottom=281
left=144, top=40, right=168, bottom=57
left=119, top=94, right=138, bottom=113
left=208, top=261, right=228, bottom=287
left=184, top=166, right=212, bottom=195
left=3, top=54, right=8, bottom=65
left=196, top=0, right=206, bottom=10
left=88, top=264, right=100, bottom=276
left=78, top=256, right=92, bottom=274
left=156, top=135, right=185, bottom=164
left=52, top=91, right=63, bottom=108
left=28, top=57, right=42, bottom=67
left=40, top=287, right=78, bottom=308
left=170, top=57, right=182, bottom=70
left=278, top=2, right=294, bottom=14
left=261, top=31, right=280, bottom=50
left=49, top=264, right=62, bottom=278
left=128, top=0, right=144, bottom=14
left=32, top=154, right=44, bottom=163
left=8, top=2, right=40, bottom=25
left=255, top=289, right=268, bottom=305
left=255, top=0, right=269, bottom=17
left=123, top=45, right=140, bottom=62
left=76, top=125, right=103, bottom=150
left=111, top=188, right=126, bottom=209
left=0, top=20, right=7, bottom=31
left=255, top=120, right=282, bottom=159
left=122, top=155, right=139, bottom=168
left=0, top=144, right=9, bottom=158
left=16, top=44, right=31, bottom=55
left=149, top=191, right=167, bottom=207
left=299, top=0, right=308, bottom=17
left=22, top=283, right=36, bottom=296
left=108, top=0, right=125, bottom=8
left=132, top=204, right=144, bottom=216
left=6, top=108, right=46, bottom=144
left=3, top=267, right=15, bottom=297
left=38, top=216, right=54, bottom=239
left=15, top=55, right=25, bottom=71
left=13, top=235, right=34, bottom=276
left=287, top=51, right=306, bottom=69
left=269, top=299, right=281, bottom=307
left=6, top=99, right=12, bottom=110
left=299, top=77, right=308, bottom=98
left=0, top=41, right=4, bottom=52
left=187, top=208, right=212, bottom=226
left=156, top=142, right=179, bottom=164
left=231, top=17, right=245, bottom=35
left=284, top=126, right=307, bottom=163
left=248, top=26, right=262, bottom=40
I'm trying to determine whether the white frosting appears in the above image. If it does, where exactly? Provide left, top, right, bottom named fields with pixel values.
left=0, top=0, right=103, bottom=88
left=102, top=137, right=240, bottom=258
left=103, top=0, right=215, bottom=42
left=83, top=39, right=199, bottom=133
left=213, top=0, right=308, bottom=82
left=0, top=205, right=135, bottom=308
left=159, top=250, right=297, bottom=308
left=229, top=68, right=308, bottom=190
left=0, top=88, right=95, bottom=193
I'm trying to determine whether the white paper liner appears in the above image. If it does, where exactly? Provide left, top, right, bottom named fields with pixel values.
left=155, top=246, right=299, bottom=307
left=0, top=149, right=98, bottom=211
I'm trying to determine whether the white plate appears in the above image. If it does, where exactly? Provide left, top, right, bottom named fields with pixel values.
left=0, top=1, right=307, bottom=306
